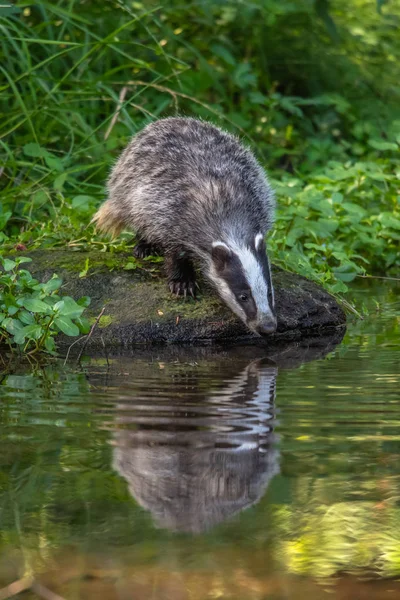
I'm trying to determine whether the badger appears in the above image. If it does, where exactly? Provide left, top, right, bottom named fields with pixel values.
left=92, top=117, right=277, bottom=336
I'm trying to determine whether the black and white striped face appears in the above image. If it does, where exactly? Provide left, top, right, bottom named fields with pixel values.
left=210, top=234, right=277, bottom=336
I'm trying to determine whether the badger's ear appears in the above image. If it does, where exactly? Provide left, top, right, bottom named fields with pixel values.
left=211, top=242, right=232, bottom=272
left=255, top=232, right=265, bottom=252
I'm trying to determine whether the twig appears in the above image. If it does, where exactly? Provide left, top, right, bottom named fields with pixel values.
left=76, top=306, right=106, bottom=363
left=357, top=274, right=400, bottom=282
left=125, top=80, right=261, bottom=152
left=101, top=335, right=110, bottom=367
left=104, top=86, right=128, bottom=141
left=63, top=335, right=86, bottom=366
left=338, top=296, right=364, bottom=319
left=31, top=582, right=66, bottom=600
left=127, top=102, right=158, bottom=121
left=0, top=576, right=33, bottom=599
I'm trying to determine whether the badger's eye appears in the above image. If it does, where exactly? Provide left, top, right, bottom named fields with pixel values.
left=239, top=293, right=249, bottom=302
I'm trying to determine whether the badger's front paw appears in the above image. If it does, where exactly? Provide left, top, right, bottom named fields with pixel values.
left=168, top=278, right=198, bottom=298
left=133, top=240, right=160, bottom=259
left=165, top=249, right=198, bottom=298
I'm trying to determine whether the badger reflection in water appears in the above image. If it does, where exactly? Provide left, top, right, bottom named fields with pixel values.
left=110, top=357, right=279, bottom=533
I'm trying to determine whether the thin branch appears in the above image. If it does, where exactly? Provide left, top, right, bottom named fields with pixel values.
left=101, top=335, right=110, bottom=367
left=63, top=335, right=86, bottom=366
left=339, top=296, right=364, bottom=319
left=125, top=80, right=261, bottom=152
left=104, top=86, right=128, bottom=141
left=76, top=306, right=106, bottom=363
left=127, top=101, right=158, bottom=121
left=357, top=274, right=400, bottom=282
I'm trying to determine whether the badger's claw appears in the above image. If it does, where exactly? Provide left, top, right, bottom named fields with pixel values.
left=133, top=241, right=160, bottom=259
left=168, top=279, right=197, bottom=298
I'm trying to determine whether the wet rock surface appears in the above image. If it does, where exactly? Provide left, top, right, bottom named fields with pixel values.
left=22, top=249, right=346, bottom=349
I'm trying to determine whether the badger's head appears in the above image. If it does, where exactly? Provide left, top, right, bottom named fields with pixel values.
left=209, top=234, right=277, bottom=336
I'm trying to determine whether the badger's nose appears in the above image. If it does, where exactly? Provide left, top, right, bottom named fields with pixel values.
left=257, top=318, right=277, bottom=336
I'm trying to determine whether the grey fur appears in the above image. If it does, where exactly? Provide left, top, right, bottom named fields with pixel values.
left=96, top=117, right=276, bottom=334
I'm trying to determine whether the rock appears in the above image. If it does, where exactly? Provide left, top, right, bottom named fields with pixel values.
left=21, top=249, right=346, bottom=349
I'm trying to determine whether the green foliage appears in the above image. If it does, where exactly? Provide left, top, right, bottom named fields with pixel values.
left=0, top=0, right=399, bottom=297
left=0, top=256, right=91, bottom=354
left=270, top=154, right=400, bottom=291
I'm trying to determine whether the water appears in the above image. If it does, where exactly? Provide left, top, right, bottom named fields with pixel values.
left=0, top=282, right=399, bottom=599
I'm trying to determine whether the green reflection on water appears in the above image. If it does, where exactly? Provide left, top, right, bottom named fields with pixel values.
left=0, top=282, right=399, bottom=598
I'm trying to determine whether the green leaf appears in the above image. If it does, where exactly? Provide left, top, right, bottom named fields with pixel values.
left=54, top=316, right=80, bottom=336
left=76, top=316, right=91, bottom=334
left=45, top=336, right=57, bottom=354
left=142, top=255, right=164, bottom=263
left=15, top=257, right=32, bottom=265
left=54, top=173, right=67, bottom=191
left=379, top=212, right=400, bottom=230
left=42, top=275, right=62, bottom=293
left=315, top=0, right=340, bottom=43
left=1, top=318, right=24, bottom=336
left=30, top=190, right=48, bottom=208
left=2, top=259, right=16, bottom=271
left=333, top=271, right=357, bottom=282
left=57, top=296, right=84, bottom=319
left=286, top=227, right=304, bottom=247
left=331, top=192, right=343, bottom=204
left=21, top=324, right=44, bottom=340
left=18, top=310, right=35, bottom=325
left=233, top=63, right=257, bottom=89
left=79, top=258, right=90, bottom=278
left=0, top=4, right=21, bottom=15
left=210, top=44, right=236, bottom=66
left=14, top=330, right=28, bottom=345
left=124, top=261, right=138, bottom=271
left=330, top=281, right=348, bottom=293
left=0, top=211, right=11, bottom=231
left=333, top=263, right=360, bottom=282
left=72, top=195, right=95, bottom=212
left=279, top=97, right=303, bottom=117
left=77, top=296, right=91, bottom=307
left=368, top=139, right=398, bottom=151
left=317, top=218, right=339, bottom=233
left=210, top=44, right=236, bottom=67
left=249, top=91, right=268, bottom=105
left=342, top=203, right=367, bottom=217
left=44, top=154, right=64, bottom=172
left=53, top=300, right=65, bottom=312
left=23, top=298, right=51, bottom=313
left=23, top=143, right=47, bottom=158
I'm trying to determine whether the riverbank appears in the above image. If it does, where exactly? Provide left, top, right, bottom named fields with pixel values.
left=18, top=249, right=346, bottom=350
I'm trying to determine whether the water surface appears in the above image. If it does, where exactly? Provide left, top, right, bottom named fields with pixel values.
left=0, top=282, right=399, bottom=599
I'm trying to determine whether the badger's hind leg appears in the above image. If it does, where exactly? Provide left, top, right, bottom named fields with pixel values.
left=165, top=249, right=197, bottom=298
left=133, top=237, right=161, bottom=259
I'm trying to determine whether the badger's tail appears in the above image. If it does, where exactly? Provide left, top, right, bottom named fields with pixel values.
left=91, top=201, right=124, bottom=237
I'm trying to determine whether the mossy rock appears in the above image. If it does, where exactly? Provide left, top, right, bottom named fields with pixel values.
left=20, top=249, right=346, bottom=349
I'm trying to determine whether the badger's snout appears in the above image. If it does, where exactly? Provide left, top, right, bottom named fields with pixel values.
left=254, top=315, right=277, bottom=336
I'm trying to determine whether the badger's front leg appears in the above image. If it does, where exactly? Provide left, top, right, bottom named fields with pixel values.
left=133, top=236, right=161, bottom=259
left=165, top=249, right=197, bottom=298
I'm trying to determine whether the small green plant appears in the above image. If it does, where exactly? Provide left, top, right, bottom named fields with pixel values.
left=0, top=257, right=91, bottom=355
